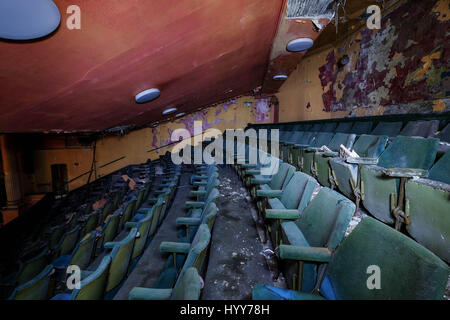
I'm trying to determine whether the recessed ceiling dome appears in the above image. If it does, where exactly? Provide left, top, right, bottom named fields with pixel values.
left=0, top=0, right=61, bottom=40
left=286, top=38, right=314, bottom=52
left=135, top=88, right=160, bottom=103
left=162, top=107, right=177, bottom=115
left=273, top=74, right=288, bottom=80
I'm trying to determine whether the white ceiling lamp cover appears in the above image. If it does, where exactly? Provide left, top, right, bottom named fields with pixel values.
left=162, top=107, right=177, bottom=115
left=286, top=38, right=314, bottom=52
left=273, top=74, right=288, bottom=81
left=135, top=88, right=160, bottom=103
left=175, top=112, right=186, bottom=118
left=0, top=0, right=61, bottom=40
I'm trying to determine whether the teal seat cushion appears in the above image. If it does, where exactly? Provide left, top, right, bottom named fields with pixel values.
left=153, top=268, right=178, bottom=289
left=51, top=293, right=71, bottom=300
left=252, top=284, right=325, bottom=300
left=428, top=150, right=450, bottom=184
left=190, top=208, right=203, bottom=219
left=281, top=221, right=309, bottom=247
left=268, top=198, right=285, bottom=210
left=51, top=255, right=71, bottom=268
left=132, top=213, right=144, bottom=222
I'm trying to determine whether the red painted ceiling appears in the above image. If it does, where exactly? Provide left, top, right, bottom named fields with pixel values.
left=0, top=0, right=285, bottom=132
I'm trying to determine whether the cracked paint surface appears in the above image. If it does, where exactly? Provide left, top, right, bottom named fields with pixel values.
left=150, top=96, right=274, bottom=153
left=317, top=0, right=450, bottom=114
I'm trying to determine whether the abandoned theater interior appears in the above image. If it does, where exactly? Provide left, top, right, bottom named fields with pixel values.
left=0, top=0, right=449, bottom=303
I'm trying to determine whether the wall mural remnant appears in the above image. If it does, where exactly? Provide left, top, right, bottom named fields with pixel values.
left=318, top=0, right=450, bottom=114
left=150, top=96, right=274, bottom=153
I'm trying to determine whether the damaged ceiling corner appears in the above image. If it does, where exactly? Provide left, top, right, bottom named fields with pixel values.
left=286, top=0, right=336, bottom=19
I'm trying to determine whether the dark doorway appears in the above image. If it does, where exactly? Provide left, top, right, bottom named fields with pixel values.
left=51, top=164, right=68, bottom=196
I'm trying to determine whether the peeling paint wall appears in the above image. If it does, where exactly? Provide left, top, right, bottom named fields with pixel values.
left=277, top=0, right=450, bottom=121
left=23, top=96, right=275, bottom=193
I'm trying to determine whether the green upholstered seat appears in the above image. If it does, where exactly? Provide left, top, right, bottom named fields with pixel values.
left=287, top=131, right=315, bottom=169
left=100, top=200, right=114, bottom=223
left=52, top=225, right=81, bottom=259
left=279, top=188, right=354, bottom=293
left=436, top=122, right=450, bottom=153
left=8, top=265, right=54, bottom=300
left=280, top=132, right=303, bottom=162
left=155, top=224, right=211, bottom=289
left=254, top=217, right=449, bottom=300
left=134, top=189, right=146, bottom=210
left=371, top=121, right=403, bottom=137
left=177, top=202, right=218, bottom=242
left=300, top=132, right=334, bottom=176
left=329, top=134, right=389, bottom=200
left=321, top=122, right=338, bottom=132
left=128, top=267, right=202, bottom=300
left=350, top=121, right=373, bottom=135
left=94, top=212, right=120, bottom=256
left=14, top=248, right=50, bottom=286
left=103, top=228, right=138, bottom=299
left=263, top=172, right=318, bottom=247
left=52, top=233, right=96, bottom=276
left=334, top=122, right=353, bottom=133
left=252, top=162, right=295, bottom=213
left=126, top=204, right=157, bottom=267
left=399, top=120, right=439, bottom=138
left=47, top=224, right=66, bottom=249
left=51, top=255, right=112, bottom=300
left=361, top=136, right=439, bottom=224
left=119, top=199, right=136, bottom=230
left=83, top=211, right=100, bottom=234
left=404, top=150, right=450, bottom=263
left=313, top=133, right=356, bottom=187
left=71, top=255, right=111, bottom=300
left=190, top=171, right=219, bottom=201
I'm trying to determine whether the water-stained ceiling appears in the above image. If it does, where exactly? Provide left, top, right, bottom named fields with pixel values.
left=0, top=0, right=336, bottom=133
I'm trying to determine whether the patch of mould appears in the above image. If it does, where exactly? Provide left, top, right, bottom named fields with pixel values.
left=317, top=0, right=450, bottom=115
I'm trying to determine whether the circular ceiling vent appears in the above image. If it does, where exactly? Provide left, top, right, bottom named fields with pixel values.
left=286, top=38, right=314, bottom=52
left=273, top=74, right=288, bottom=81
left=162, top=107, right=177, bottom=115
left=135, top=88, right=161, bottom=103
left=0, top=0, right=61, bottom=40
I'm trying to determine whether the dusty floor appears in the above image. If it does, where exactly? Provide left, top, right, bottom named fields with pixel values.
left=113, top=168, right=192, bottom=300
left=114, top=165, right=278, bottom=300
left=201, top=166, right=279, bottom=300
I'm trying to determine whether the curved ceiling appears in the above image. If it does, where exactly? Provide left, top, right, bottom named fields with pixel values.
left=0, top=0, right=284, bottom=132
left=0, top=0, right=334, bottom=133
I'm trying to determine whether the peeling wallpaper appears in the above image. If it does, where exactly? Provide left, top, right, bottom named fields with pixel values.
left=277, top=0, right=450, bottom=121
left=150, top=96, right=275, bottom=154
left=25, top=95, right=275, bottom=193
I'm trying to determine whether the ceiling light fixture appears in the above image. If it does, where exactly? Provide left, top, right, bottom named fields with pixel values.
left=175, top=112, right=186, bottom=118
left=0, top=0, right=61, bottom=40
left=135, top=88, right=160, bottom=103
left=273, top=74, right=288, bottom=81
left=286, top=38, right=314, bottom=52
left=162, top=107, right=177, bottom=115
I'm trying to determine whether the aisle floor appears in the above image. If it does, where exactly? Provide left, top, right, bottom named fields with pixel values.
left=113, top=167, right=193, bottom=300
left=201, top=166, right=275, bottom=300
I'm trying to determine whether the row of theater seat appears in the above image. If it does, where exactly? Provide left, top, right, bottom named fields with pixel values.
left=128, top=164, right=220, bottom=300
left=231, top=119, right=450, bottom=299
left=0, top=155, right=182, bottom=299
left=249, top=118, right=450, bottom=264
left=260, top=118, right=450, bottom=148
